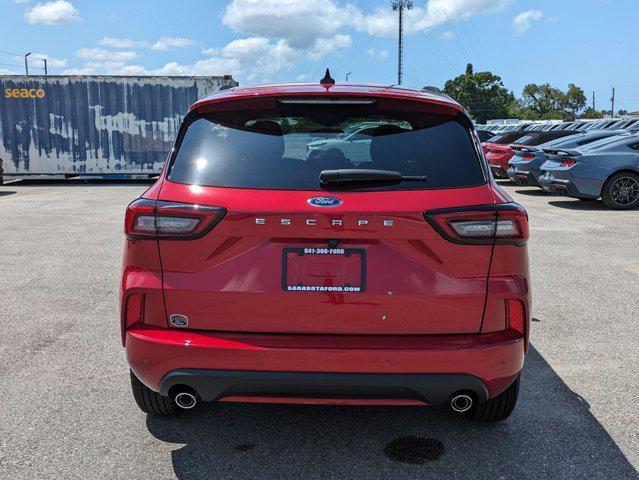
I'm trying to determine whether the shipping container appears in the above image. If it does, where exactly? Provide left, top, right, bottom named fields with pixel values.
left=0, top=75, right=237, bottom=178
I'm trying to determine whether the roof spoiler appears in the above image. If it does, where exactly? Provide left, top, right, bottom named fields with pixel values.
left=542, top=148, right=582, bottom=158
left=510, top=144, right=539, bottom=153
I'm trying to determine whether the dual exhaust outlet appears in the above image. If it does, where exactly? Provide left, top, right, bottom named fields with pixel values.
left=449, top=393, right=474, bottom=413
left=174, top=391, right=198, bottom=410
left=173, top=390, right=474, bottom=413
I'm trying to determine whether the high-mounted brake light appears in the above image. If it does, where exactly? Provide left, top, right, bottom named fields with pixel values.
left=125, top=199, right=226, bottom=240
left=424, top=203, right=529, bottom=246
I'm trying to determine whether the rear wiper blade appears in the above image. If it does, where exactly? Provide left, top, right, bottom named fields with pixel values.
left=320, top=169, right=427, bottom=188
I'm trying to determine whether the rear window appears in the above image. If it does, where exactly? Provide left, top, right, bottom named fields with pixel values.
left=167, top=101, right=485, bottom=191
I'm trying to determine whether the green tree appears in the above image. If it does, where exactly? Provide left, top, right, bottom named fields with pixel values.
left=520, top=83, right=586, bottom=120
left=443, top=63, right=515, bottom=123
left=562, top=84, right=587, bottom=118
left=582, top=107, right=603, bottom=119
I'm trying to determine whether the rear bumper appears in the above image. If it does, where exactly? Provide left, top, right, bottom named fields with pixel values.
left=126, top=327, right=524, bottom=404
left=539, top=174, right=596, bottom=198
left=159, top=369, right=489, bottom=406
left=490, top=164, right=509, bottom=179
left=507, top=167, right=539, bottom=186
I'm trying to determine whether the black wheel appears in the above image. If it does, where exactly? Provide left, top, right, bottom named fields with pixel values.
left=601, top=172, right=639, bottom=210
left=130, top=370, right=178, bottom=416
left=469, top=376, right=520, bottom=422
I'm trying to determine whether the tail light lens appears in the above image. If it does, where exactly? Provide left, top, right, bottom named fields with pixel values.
left=522, top=153, right=535, bottom=161
left=125, top=199, right=226, bottom=240
left=424, top=203, right=529, bottom=246
left=560, top=158, right=576, bottom=167
left=506, top=298, right=526, bottom=337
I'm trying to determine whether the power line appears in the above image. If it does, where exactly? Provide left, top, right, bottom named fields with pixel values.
left=0, top=61, right=25, bottom=69
left=330, top=13, right=397, bottom=82
left=0, top=48, right=23, bottom=58
left=406, top=9, right=459, bottom=73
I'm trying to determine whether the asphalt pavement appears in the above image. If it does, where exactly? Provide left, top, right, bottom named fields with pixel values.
left=0, top=180, right=637, bottom=479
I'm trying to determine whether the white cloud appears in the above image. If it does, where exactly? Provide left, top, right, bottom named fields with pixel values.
left=512, top=9, right=543, bottom=36
left=150, top=37, right=196, bottom=51
left=32, top=52, right=66, bottom=68
left=222, top=0, right=353, bottom=48
left=60, top=66, right=95, bottom=75
left=202, top=47, right=222, bottom=56
left=351, top=0, right=513, bottom=37
left=366, top=47, right=389, bottom=60
left=24, top=0, right=80, bottom=25
left=547, top=15, right=559, bottom=23
left=98, top=37, right=146, bottom=49
left=441, top=30, right=456, bottom=40
left=76, top=48, right=138, bottom=63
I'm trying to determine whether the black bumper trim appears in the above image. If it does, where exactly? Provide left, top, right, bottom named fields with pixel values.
left=158, top=369, right=489, bottom=406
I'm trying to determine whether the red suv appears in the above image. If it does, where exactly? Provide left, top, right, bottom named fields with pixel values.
left=122, top=79, right=530, bottom=422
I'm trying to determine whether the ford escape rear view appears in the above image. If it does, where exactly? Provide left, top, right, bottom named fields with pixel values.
left=122, top=79, right=531, bottom=422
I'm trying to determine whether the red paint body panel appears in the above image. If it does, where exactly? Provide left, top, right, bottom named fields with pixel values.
left=190, top=83, right=464, bottom=114
left=156, top=182, right=495, bottom=335
left=485, top=143, right=516, bottom=171
left=126, top=326, right=523, bottom=398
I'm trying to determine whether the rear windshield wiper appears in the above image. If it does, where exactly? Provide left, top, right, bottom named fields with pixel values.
left=320, top=169, right=427, bottom=188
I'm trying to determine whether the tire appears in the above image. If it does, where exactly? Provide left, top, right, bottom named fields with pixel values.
left=601, top=172, right=639, bottom=210
left=469, top=376, right=520, bottom=422
left=130, top=370, right=178, bottom=416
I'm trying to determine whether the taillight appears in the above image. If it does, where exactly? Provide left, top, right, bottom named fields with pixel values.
left=506, top=299, right=525, bottom=337
left=522, top=153, right=535, bottom=161
left=125, top=199, right=226, bottom=240
left=424, top=203, right=529, bottom=246
left=560, top=158, right=576, bottom=167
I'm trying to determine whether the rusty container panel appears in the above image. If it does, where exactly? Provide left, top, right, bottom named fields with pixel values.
left=0, top=75, right=236, bottom=175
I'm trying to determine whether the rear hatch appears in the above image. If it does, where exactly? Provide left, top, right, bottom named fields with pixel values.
left=155, top=95, right=496, bottom=335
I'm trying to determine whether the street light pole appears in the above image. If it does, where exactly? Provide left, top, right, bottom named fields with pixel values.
left=24, top=52, right=31, bottom=75
left=43, top=58, right=48, bottom=76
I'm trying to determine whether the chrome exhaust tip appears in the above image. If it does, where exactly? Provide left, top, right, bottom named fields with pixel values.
left=450, top=393, right=473, bottom=413
left=174, top=391, right=198, bottom=410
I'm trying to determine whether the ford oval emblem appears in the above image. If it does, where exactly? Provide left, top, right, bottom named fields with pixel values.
left=307, top=196, right=343, bottom=207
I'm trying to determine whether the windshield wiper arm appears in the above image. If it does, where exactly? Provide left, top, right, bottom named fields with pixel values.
left=320, top=169, right=427, bottom=188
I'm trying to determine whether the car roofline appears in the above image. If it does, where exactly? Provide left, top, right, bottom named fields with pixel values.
left=189, top=82, right=464, bottom=113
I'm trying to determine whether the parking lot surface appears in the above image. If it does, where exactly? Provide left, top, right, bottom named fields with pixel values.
left=0, top=181, right=638, bottom=479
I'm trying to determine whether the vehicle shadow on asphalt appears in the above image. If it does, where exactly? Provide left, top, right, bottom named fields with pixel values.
left=145, top=347, right=638, bottom=480
left=514, top=188, right=549, bottom=196
left=548, top=200, right=609, bottom=211
left=0, top=190, right=16, bottom=196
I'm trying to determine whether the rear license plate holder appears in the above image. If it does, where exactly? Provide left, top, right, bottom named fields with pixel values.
left=282, top=248, right=366, bottom=292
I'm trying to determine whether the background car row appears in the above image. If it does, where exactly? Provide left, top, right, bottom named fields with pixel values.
left=476, top=117, right=639, bottom=209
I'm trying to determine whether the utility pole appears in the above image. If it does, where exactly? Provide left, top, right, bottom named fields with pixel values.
left=24, top=52, right=31, bottom=75
left=43, top=58, right=48, bottom=76
left=391, top=0, right=412, bottom=85
left=610, top=86, right=615, bottom=117
left=592, top=91, right=595, bottom=111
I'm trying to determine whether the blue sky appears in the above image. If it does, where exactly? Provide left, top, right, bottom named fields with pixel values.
left=0, top=0, right=637, bottom=113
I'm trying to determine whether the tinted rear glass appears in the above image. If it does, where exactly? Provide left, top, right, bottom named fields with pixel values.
left=168, top=101, right=485, bottom=191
